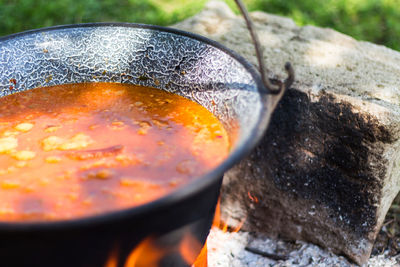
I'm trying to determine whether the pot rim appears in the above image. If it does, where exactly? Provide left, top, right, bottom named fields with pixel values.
left=0, top=22, right=270, bottom=231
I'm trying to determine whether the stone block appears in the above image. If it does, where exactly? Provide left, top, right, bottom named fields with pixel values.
left=174, top=1, right=400, bottom=265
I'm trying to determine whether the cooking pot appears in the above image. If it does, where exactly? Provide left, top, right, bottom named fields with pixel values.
left=0, top=8, right=293, bottom=266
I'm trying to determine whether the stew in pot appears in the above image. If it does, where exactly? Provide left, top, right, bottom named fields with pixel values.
left=0, top=83, right=229, bottom=221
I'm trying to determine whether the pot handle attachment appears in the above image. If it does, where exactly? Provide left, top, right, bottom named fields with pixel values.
left=234, top=0, right=294, bottom=108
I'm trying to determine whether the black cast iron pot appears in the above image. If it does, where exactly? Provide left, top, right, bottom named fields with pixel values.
left=0, top=22, right=291, bottom=267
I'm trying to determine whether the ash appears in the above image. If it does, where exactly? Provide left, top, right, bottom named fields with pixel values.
left=207, top=228, right=400, bottom=267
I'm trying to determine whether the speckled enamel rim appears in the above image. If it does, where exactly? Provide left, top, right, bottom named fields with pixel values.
left=0, top=22, right=273, bottom=230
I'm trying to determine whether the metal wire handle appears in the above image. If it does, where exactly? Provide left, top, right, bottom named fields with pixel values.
left=234, top=0, right=294, bottom=95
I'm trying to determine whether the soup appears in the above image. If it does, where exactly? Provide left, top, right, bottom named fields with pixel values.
left=0, top=83, right=229, bottom=221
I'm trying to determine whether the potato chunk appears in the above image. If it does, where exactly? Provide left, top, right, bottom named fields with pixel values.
left=41, top=136, right=64, bottom=151
left=0, top=137, right=18, bottom=153
left=45, top=156, right=62, bottom=163
left=15, top=123, right=34, bottom=132
left=1, top=180, right=20, bottom=189
left=86, top=169, right=113, bottom=180
left=12, top=151, right=36, bottom=161
left=41, top=133, right=93, bottom=151
left=59, top=133, right=93, bottom=151
left=44, top=125, right=61, bottom=133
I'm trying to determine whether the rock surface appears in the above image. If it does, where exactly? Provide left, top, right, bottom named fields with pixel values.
left=174, top=1, right=400, bottom=265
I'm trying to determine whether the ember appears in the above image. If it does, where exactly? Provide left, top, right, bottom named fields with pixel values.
left=247, top=191, right=258, bottom=203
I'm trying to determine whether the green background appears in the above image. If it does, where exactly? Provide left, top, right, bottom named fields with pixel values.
left=1, top=0, right=399, bottom=50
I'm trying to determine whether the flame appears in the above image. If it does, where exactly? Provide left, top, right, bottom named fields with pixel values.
left=190, top=197, right=245, bottom=266
left=105, top=237, right=167, bottom=267
left=179, top=233, right=205, bottom=266
left=192, top=241, right=208, bottom=267
left=124, top=237, right=166, bottom=267
left=105, top=197, right=246, bottom=267
left=104, top=248, right=118, bottom=267
left=212, top=198, right=244, bottom=233
left=212, top=198, right=228, bottom=232
left=106, top=234, right=206, bottom=267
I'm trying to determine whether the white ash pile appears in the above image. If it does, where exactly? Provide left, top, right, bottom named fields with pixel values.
left=207, top=228, right=400, bottom=267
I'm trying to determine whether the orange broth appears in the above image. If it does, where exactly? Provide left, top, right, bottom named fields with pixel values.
left=0, top=83, right=229, bottom=221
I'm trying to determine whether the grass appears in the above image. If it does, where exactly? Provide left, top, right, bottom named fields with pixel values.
left=0, top=0, right=207, bottom=34
left=1, top=0, right=399, bottom=51
left=243, top=0, right=400, bottom=51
